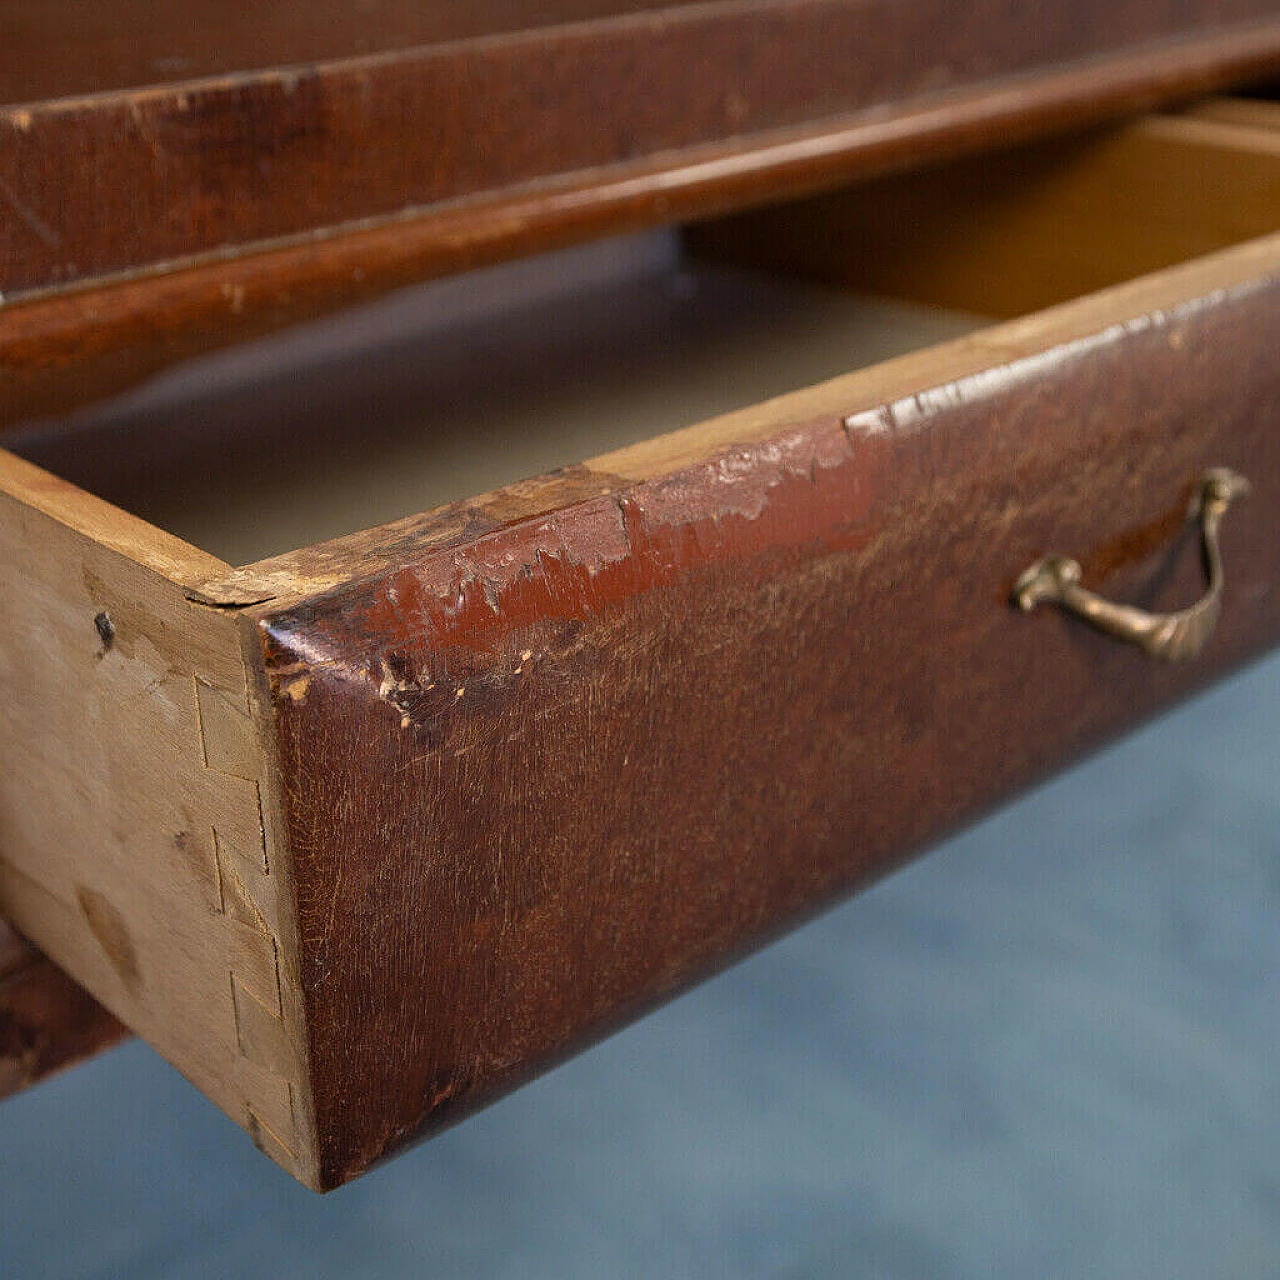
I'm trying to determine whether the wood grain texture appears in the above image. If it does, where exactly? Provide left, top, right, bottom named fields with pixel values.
left=0, top=922, right=128, bottom=1098
left=0, top=2, right=711, bottom=103
left=5, top=1, right=1280, bottom=300
left=1181, top=93, right=1280, bottom=126
left=6, top=18, right=1280, bottom=430
left=687, top=113, right=1280, bottom=317
left=0, top=450, right=320, bottom=1186
left=214, top=236, right=1280, bottom=1187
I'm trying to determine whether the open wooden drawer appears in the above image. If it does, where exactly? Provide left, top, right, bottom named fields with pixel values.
left=1, top=108, right=1278, bottom=1190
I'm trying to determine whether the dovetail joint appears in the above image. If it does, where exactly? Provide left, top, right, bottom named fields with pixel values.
left=194, top=673, right=300, bottom=1172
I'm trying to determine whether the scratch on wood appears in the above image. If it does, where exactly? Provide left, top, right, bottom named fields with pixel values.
left=0, top=175, right=60, bottom=248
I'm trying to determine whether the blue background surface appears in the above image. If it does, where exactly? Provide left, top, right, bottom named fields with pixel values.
left=3, top=653, right=1277, bottom=1279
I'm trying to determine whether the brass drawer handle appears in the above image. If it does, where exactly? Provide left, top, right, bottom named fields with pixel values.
left=1013, top=468, right=1249, bottom=661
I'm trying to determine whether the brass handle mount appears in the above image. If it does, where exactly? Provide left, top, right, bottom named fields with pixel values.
left=1013, top=468, right=1249, bottom=661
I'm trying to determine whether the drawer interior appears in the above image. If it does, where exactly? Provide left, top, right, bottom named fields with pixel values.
left=4, top=243, right=985, bottom=566
left=6, top=106, right=1280, bottom=569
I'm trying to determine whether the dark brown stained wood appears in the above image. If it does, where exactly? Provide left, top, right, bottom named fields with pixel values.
left=0, top=2, right=709, bottom=102
left=219, top=237, right=1280, bottom=1187
left=1, top=97, right=1276, bottom=1189
left=5, top=2, right=1280, bottom=304
left=1, top=922, right=128, bottom=1097
left=7, top=32, right=1280, bottom=437
left=6, top=25, right=1280, bottom=433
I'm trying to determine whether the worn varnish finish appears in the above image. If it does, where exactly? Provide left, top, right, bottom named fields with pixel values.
left=0, top=923, right=127, bottom=1097
left=5, top=1, right=1280, bottom=300
left=217, top=245, right=1280, bottom=1187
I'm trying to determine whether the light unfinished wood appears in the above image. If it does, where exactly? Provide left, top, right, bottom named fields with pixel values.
left=686, top=112, right=1280, bottom=320
left=1178, top=95, right=1280, bottom=130
left=0, top=450, right=319, bottom=1186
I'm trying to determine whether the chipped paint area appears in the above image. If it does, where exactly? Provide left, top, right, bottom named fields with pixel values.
left=258, top=415, right=888, bottom=703
left=373, top=646, right=542, bottom=738
left=258, top=280, right=1276, bottom=728
left=280, top=674, right=311, bottom=704
left=845, top=288, right=1242, bottom=439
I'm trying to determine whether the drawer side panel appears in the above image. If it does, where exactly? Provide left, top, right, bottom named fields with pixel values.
left=0, top=457, right=319, bottom=1186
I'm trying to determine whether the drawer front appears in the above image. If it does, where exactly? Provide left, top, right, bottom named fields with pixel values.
left=7, top=1, right=1280, bottom=301
left=7, top=12, right=1280, bottom=441
left=238, top=241, right=1280, bottom=1187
